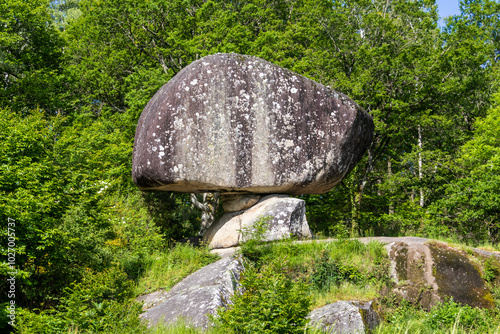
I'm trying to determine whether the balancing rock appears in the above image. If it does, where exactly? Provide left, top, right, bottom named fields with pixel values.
left=132, top=53, right=373, bottom=195
left=203, top=194, right=311, bottom=249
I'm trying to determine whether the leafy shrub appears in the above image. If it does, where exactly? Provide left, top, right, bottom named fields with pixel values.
left=214, top=259, right=311, bottom=334
left=16, top=266, right=145, bottom=334
left=15, top=307, right=65, bottom=334
left=483, top=256, right=499, bottom=283
left=239, top=216, right=272, bottom=262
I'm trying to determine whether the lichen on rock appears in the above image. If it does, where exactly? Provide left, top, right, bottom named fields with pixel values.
left=387, top=239, right=495, bottom=310
left=132, top=53, right=374, bottom=195
left=428, top=243, right=494, bottom=309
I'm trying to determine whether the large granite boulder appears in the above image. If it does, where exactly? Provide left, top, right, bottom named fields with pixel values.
left=388, top=240, right=495, bottom=309
left=308, top=300, right=381, bottom=334
left=203, top=194, right=312, bottom=249
left=139, top=256, right=244, bottom=328
left=357, top=237, right=497, bottom=310
left=132, top=53, right=373, bottom=195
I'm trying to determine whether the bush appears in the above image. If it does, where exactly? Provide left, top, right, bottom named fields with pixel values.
left=214, top=259, right=311, bottom=334
left=16, top=266, right=145, bottom=334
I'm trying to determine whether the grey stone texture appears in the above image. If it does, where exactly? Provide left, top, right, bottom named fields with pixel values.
left=132, top=53, right=373, bottom=195
left=221, top=194, right=261, bottom=212
left=139, top=256, right=244, bottom=328
left=308, top=300, right=381, bottom=334
left=387, top=240, right=495, bottom=309
left=203, top=194, right=312, bottom=249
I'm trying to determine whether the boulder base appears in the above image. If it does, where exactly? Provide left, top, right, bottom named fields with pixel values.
left=221, top=194, right=261, bottom=212
left=203, top=194, right=312, bottom=249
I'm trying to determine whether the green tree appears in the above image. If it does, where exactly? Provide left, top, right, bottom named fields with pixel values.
left=296, top=0, right=444, bottom=235
left=215, top=259, right=311, bottom=334
left=431, top=93, right=500, bottom=242
left=0, top=109, right=117, bottom=308
left=373, top=0, right=500, bottom=239
left=0, top=0, right=68, bottom=112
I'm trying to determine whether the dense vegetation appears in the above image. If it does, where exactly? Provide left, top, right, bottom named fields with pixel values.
left=1, top=0, right=500, bottom=332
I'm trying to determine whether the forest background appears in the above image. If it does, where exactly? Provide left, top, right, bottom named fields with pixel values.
left=1, top=0, right=500, bottom=332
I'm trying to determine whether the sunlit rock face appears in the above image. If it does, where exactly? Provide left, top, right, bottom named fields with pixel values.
left=132, top=53, right=373, bottom=195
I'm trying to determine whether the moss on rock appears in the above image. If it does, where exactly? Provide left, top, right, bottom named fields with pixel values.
left=428, top=243, right=494, bottom=309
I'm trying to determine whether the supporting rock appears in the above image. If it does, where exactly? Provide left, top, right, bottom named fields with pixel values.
left=203, top=194, right=312, bottom=249
left=221, top=194, right=261, bottom=212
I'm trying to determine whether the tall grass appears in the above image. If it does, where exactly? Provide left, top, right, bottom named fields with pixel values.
left=135, top=243, right=219, bottom=295
left=311, top=281, right=379, bottom=309
left=375, top=311, right=500, bottom=334
left=378, top=297, right=500, bottom=334
left=241, top=238, right=390, bottom=310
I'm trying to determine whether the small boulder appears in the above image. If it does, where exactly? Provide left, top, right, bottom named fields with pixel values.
left=221, top=194, right=261, bottom=212
left=139, top=256, right=244, bottom=328
left=203, top=194, right=312, bottom=249
left=308, top=300, right=381, bottom=334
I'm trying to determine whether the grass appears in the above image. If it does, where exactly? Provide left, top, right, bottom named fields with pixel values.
left=311, top=281, right=379, bottom=309
left=241, top=238, right=391, bottom=310
left=138, top=237, right=500, bottom=334
left=420, top=234, right=500, bottom=253
left=477, top=243, right=500, bottom=253
left=134, top=243, right=220, bottom=296
left=44, top=236, right=498, bottom=334
left=143, top=318, right=325, bottom=334
left=134, top=237, right=500, bottom=333
left=234, top=236, right=500, bottom=333
left=144, top=318, right=212, bottom=334
left=375, top=304, right=500, bottom=334
left=376, top=319, right=500, bottom=334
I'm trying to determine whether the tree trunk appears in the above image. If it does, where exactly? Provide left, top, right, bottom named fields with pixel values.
left=418, top=125, right=424, bottom=207
left=350, top=147, right=373, bottom=236
left=190, top=192, right=219, bottom=235
left=388, top=158, right=394, bottom=215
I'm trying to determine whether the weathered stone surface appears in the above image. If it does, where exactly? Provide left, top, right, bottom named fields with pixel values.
left=203, top=194, right=312, bottom=249
left=308, top=300, right=381, bottom=334
left=136, top=289, right=168, bottom=310
left=387, top=240, right=494, bottom=309
left=139, top=256, right=244, bottom=328
left=132, top=53, right=373, bottom=195
left=221, top=194, right=261, bottom=212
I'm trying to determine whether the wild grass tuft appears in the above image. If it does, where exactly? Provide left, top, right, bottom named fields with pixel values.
left=135, top=243, right=219, bottom=296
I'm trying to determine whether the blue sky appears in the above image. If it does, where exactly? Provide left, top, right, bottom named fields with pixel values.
left=436, top=0, right=461, bottom=26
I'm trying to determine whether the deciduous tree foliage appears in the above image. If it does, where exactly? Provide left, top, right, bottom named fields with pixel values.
left=432, top=94, right=500, bottom=242
left=0, top=0, right=68, bottom=112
